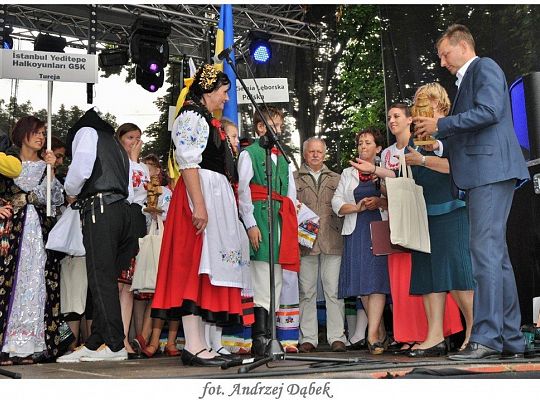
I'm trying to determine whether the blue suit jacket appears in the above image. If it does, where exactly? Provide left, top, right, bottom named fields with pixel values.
left=437, top=57, right=529, bottom=190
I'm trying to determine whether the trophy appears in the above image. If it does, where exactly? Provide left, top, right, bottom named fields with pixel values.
left=411, top=92, right=437, bottom=146
left=143, top=174, right=164, bottom=214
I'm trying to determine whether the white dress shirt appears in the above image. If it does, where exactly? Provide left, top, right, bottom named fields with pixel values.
left=64, top=127, right=134, bottom=201
left=237, top=149, right=297, bottom=230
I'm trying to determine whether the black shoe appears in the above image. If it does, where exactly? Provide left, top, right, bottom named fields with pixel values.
left=392, top=342, right=416, bottom=355
left=448, top=342, right=500, bottom=361
left=215, top=348, right=242, bottom=361
left=347, top=339, right=366, bottom=350
left=181, top=349, right=226, bottom=367
left=408, top=341, right=448, bottom=358
left=500, top=351, right=524, bottom=360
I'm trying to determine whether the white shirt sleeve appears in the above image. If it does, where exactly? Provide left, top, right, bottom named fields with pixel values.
left=64, top=127, right=98, bottom=197
left=237, top=150, right=257, bottom=229
left=433, top=140, right=444, bottom=157
left=172, top=110, right=209, bottom=170
left=287, top=162, right=297, bottom=205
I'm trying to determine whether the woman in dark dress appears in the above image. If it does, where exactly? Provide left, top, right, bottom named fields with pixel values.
left=332, top=129, right=390, bottom=355
left=404, top=83, right=474, bottom=356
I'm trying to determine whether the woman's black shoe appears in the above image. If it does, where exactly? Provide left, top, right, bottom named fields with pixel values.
left=181, top=349, right=226, bottom=367
left=347, top=339, right=367, bottom=350
left=391, top=342, right=416, bottom=355
left=407, top=341, right=448, bottom=357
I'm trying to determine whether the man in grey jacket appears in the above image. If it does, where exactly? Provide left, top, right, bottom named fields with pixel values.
left=294, top=137, right=346, bottom=352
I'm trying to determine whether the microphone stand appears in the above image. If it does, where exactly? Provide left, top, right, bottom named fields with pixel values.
left=220, top=52, right=373, bottom=374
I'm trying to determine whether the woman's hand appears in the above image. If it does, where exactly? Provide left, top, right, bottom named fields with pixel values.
left=247, top=226, right=262, bottom=251
left=0, top=204, right=13, bottom=219
left=349, top=158, right=375, bottom=174
left=355, top=199, right=366, bottom=213
left=404, top=146, right=423, bottom=166
left=129, top=139, right=143, bottom=161
left=363, top=197, right=381, bottom=210
left=42, top=150, right=56, bottom=166
left=191, top=202, right=208, bottom=235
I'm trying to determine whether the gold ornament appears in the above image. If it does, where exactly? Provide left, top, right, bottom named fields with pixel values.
left=199, top=64, right=218, bottom=91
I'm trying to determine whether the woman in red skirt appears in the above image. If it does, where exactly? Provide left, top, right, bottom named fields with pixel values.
left=151, top=64, right=248, bottom=367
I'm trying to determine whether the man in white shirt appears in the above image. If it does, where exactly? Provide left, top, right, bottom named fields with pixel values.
left=57, top=108, right=133, bottom=363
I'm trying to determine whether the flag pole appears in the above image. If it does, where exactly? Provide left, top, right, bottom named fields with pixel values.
left=46, top=80, right=53, bottom=217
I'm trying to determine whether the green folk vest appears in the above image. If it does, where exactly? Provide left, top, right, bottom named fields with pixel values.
left=245, top=140, right=289, bottom=262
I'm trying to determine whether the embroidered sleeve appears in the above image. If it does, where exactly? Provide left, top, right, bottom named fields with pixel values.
left=172, top=110, right=209, bottom=170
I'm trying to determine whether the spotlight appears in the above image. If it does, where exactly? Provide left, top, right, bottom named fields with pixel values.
left=98, top=48, right=129, bottom=69
left=34, top=33, right=66, bottom=53
left=135, top=65, right=164, bottom=93
left=2, top=27, right=13, bottom=50
left=249, top=31, right=272, bottom=65
left=130, top=18, right=170, bottom=73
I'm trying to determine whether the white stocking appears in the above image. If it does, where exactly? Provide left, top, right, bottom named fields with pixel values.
left=350, top=309, right=368, bottom=344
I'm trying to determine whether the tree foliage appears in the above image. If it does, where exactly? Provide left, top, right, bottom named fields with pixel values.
left=0, top=98, right=117, bottom=144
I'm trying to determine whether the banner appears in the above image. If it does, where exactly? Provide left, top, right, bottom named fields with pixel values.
left=236, top=78, right=289, bottom=104
left=0, top=49, right=98, bottom=83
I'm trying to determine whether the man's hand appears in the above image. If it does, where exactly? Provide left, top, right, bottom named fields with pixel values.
left=247, top=226, right=262, bottom=251
left=413, top=116, right=440, bottom=140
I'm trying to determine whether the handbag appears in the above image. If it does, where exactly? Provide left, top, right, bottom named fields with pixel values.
left=131, top=217, right=164, bottom=293
left=45, top=205, right=85, bottom=256
left=385, top=155, right=431, bottom=253
left=60, top=256, right=87, bottom=315
left=369, top=220, right=408, bottom=256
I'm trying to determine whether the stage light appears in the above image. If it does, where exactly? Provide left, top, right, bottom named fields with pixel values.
left=136, top=65, right=164, bottom=92
left=249, top=31, right=272, bottom=65
left=98, top=48, right=129, bottom=69
left=130, top=18, right=170, bottom=72
left=2, top=27, right=13, bottom=50
left=34, top=33, right=66, bottom=53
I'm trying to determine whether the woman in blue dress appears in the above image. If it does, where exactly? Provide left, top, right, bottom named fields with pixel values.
left=332, top=128, right=391, bottom=355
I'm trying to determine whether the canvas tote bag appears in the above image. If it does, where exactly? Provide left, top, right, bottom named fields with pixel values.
left=131, top=216, right=164, bottom=293
left=385, top=155, right=431, bottom=253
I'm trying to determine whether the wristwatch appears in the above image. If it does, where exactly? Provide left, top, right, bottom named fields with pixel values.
left=421, top=155, right=426, bottom=167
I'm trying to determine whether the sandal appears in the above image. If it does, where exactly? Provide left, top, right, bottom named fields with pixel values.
left=141, top=344, right=159, bottom=358
left=367, top=341, right=385, bottom=355
left=391, top=342, right=417, bottom=355
left=12, top=356, right=34, bottom=365
left=0, top=357, right=13, bottom=366
left=164, top=344, right=180, bottom=357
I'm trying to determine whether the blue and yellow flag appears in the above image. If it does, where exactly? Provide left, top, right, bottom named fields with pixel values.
left=214, top=4, right=238, bottom=125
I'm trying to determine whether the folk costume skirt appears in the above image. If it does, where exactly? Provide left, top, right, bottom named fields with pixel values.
left=151, top=177, right=242, bottom=325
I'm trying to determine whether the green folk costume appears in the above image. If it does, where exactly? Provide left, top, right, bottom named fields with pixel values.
left=244, top=139, right=289, bottom=261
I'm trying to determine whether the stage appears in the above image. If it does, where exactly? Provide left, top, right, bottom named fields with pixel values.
left=2, top=345, right=539, bottom=380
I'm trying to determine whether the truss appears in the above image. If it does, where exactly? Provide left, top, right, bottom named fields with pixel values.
left=3, top=4, right=328, bottom=59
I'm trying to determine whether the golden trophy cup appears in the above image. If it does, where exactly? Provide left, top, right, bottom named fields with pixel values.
left=412, top=92, right=437, bottom=146
left=143, top=174, right=164, bottom=214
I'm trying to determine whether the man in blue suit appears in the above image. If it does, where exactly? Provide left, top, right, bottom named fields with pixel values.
left=414, top=24, right=530, bottom=360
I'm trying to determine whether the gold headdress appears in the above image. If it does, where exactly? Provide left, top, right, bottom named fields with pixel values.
left=198, top=64, right=219, bottom=91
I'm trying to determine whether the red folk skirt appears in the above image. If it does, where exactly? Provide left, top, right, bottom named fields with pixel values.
left=151, top=178, right=242, bottom=324
left=388, top=253, right=463, bottom=343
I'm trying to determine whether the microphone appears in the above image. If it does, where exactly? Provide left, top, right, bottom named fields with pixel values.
left=216, top=46, right=234, bottom=61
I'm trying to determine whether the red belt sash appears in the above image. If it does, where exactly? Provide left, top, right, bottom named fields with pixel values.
left=249, top=183, right=300, bottom=272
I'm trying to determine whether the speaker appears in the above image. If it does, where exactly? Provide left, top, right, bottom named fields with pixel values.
left=510, top=72, right=540, bottom=160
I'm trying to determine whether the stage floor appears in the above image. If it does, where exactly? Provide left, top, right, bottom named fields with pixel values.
left=1, top=347, right=540, bottom=379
